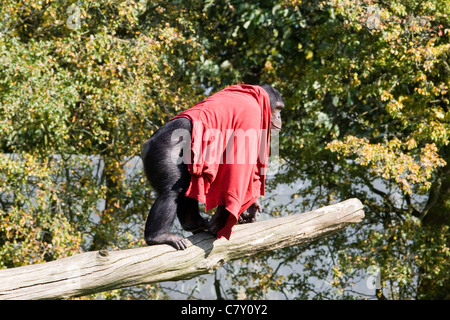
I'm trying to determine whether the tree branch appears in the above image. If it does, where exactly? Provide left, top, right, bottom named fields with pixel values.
left=0, top=198, right=364, bottom=300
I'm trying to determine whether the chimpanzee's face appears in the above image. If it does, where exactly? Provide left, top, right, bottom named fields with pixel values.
left=259, top=84, right=284, bottom=132
left=270, top=100, right=284, bottom=131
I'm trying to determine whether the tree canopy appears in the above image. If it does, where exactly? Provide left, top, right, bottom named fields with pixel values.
left=0, top=0, right=449, bottom=299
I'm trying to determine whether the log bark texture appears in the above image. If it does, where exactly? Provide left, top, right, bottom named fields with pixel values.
left=0, top=198, right=364, bottom=300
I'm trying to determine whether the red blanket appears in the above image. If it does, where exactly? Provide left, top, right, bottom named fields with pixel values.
left=172, top=84, right=271, bottom=239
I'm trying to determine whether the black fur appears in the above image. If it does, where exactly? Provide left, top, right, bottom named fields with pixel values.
left=142, top=118, right=207, bottom=250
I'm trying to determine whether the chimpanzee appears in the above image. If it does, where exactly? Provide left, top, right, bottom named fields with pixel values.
left=141, top=84, right=284, bottom=250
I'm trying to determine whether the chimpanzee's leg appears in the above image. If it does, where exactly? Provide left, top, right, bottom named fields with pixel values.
left=142, top=117, right=205, bottom=250
left=145, top=191, right=188, bottom=250
left=177, top=196, right=208, bottom=234
left=207, top=205, right=231, bottom=236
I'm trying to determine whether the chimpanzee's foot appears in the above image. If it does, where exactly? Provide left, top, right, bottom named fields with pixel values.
left=207, top=206, right=230, bottom=236
left=182, top=217, right=209, bottom=234
left=238, top=212, right=256, bottom=224
left=145, top=233, right=188, bottom=250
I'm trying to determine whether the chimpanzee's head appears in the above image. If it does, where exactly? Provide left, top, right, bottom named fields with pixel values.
left=259, top=84, right=284, bottom=131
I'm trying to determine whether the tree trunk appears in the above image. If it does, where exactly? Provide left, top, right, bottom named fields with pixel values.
left=0, top=198, right=364, bottom=300
left=418, top=148, right=450, bottom=299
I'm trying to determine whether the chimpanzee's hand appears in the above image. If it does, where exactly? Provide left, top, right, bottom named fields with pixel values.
left=239, top=199, right=262, bottom=224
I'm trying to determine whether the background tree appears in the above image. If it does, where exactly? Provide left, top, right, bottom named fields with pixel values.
left=1, top=0, right=448, bottom=299
left=0, top=0, right=206, bottom=298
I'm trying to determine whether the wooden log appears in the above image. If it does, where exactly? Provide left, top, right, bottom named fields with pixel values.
left=0, top=198, right=364, bottom=300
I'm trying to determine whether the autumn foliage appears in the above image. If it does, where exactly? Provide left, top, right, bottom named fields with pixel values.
left=1, top=0, right=449, bottom=299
